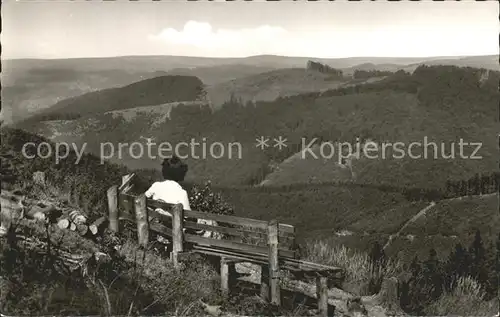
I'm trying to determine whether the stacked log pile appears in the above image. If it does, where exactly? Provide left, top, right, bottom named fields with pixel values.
left=0, top=167, right=112, bottom=241
left=1, top=188, right=108, bottom=240
left=57, top=210, right=108, bottom=238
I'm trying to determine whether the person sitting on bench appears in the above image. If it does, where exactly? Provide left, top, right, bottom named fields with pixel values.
left=145, top=156, right=220, bottom=239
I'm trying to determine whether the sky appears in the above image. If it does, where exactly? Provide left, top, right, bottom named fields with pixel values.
left=2, top=0, right=498, bottom=59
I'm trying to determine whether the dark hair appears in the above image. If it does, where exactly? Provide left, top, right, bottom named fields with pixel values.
left=161, top=156, right=188, bottom=182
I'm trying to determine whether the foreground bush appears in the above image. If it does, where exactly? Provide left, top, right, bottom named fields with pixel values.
left=0, top=218, right=221, bottom=316
left=304, top=237, right=498, bottom=315
left=424, top=276, right=498, bottom=316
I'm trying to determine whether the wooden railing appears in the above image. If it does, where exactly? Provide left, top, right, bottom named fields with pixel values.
left=106, top=174, right=342, bottom=316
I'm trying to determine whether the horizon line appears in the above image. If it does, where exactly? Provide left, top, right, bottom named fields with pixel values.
left=3, top=53, right=498, bottom=62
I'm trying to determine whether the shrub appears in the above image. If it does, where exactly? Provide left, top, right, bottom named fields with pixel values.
left=424, top=276, right=497, bottom=316
left=188, top=181, right=235, bottom=216
left=302, top=240, right=402, bottom=295
left=117, top=240, right=221, bottom=315
left=0, top=127, right=129, bottom=222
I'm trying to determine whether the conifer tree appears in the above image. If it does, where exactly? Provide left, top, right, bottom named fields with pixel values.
left=481, top=238, right=498, bottom=297
left=474, top=173, right=481, bottom=195
left=368, top=241, right=386, bottom=293
left=469, top=230, right=486, bottom=280
left=446, top=243, right=470, bottom=278
left=422, top=249, right=443, bottom=301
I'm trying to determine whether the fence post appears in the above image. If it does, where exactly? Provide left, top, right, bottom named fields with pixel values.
left=107, top=185, right=119, bottom=232
left=135, top=194, right=149, bottom=247
left=268, top=219, right=281, bottom=306
left=316, top=275, right=328, bottom=317
left=171, top=203, right=184, bottom=269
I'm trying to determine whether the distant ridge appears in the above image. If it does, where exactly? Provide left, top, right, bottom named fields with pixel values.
left=4, top=54, right=497, bottom=73
left=4, top=53, right=492, bottom=62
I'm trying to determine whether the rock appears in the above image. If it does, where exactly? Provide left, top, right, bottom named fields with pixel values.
left=0, top=276, right=13, bottom=311
left=26, top=205, right=47, bottom=221
left=1, top=189, right=25, bottom=234
left=33, top=171, right=46, bottom=186
left=0, top=152, right=17, bottom=185
left=346, top=297, right=368, bottom=317
left=32, top=211, right=46, bottom=222
left=199, top=300, right=222, bottom=317
left=26, top=204, right=61, bottom=223
left=362, top=277, right=405, bottom=316
left=94, top=251, right=111, bottom=263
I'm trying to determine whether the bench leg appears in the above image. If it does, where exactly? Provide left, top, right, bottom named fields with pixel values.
left=316, top=275, right=328, bottom=317
left=260, top=265, right=270, bottom=301
left=220, top=257, right=233, bottom=297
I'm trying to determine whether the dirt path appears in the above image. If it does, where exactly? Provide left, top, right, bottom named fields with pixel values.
left=382, top=192, right=498, bottom=251
left=382, top=201, right=436, bottom=250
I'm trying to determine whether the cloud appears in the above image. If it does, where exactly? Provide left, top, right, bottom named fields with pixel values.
left=148, top=20, right=498, bottom=58
left=149, top=21, right=287, bottom=56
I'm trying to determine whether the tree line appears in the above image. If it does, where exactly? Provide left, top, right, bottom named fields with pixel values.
left=444, top=173, right=499, bottom=198
left=306, top=60, right=343, bottom=78
left=353, top=69, right=395, bottom=79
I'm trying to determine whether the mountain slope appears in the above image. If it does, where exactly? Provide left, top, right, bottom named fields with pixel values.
left=22, top=75, right=206, bottom=122
left=206, top=68, right=354, bottom=107
left=1, top=69, right=171, bottom=124
left=4, top=54, right=497, bottom=124
left=167, top=64, right=280, bottom=85
left=387, top=193, right=499, bottom=261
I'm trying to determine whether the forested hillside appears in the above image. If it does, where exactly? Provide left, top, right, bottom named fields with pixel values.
left=25, top=65, right=497, bottom=192
left=2, top=121, right=498, bottom=316
left=21, top=75, right=206, bottom=122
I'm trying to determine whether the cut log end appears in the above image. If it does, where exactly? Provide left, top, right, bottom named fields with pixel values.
left=89, top=224, right=98, bottom=235
left=89, top=216, right=107, bottom=235
left=77, top=224, right=88, bottom=236
left=57, top=218, right=70, bottom=229
left=69, top=210, right=87, bottom=225
left=69, top=222, right=77, bottom=231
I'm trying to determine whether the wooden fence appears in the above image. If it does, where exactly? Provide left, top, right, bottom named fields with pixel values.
left=106, top=174, right=342, bottom=316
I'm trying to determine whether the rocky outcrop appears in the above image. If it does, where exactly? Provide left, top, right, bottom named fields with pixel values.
left=0, top=150, right=17, bottom=185
left=362, top=277, right=405, bottom=317
left=0, top=189, right=25, bottom=236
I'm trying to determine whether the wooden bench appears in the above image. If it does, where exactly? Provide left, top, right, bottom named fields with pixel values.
left=106, top=174, right=343, bottom=316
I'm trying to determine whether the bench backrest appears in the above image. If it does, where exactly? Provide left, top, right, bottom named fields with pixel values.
left=119, top=192, right=298, bottom=259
